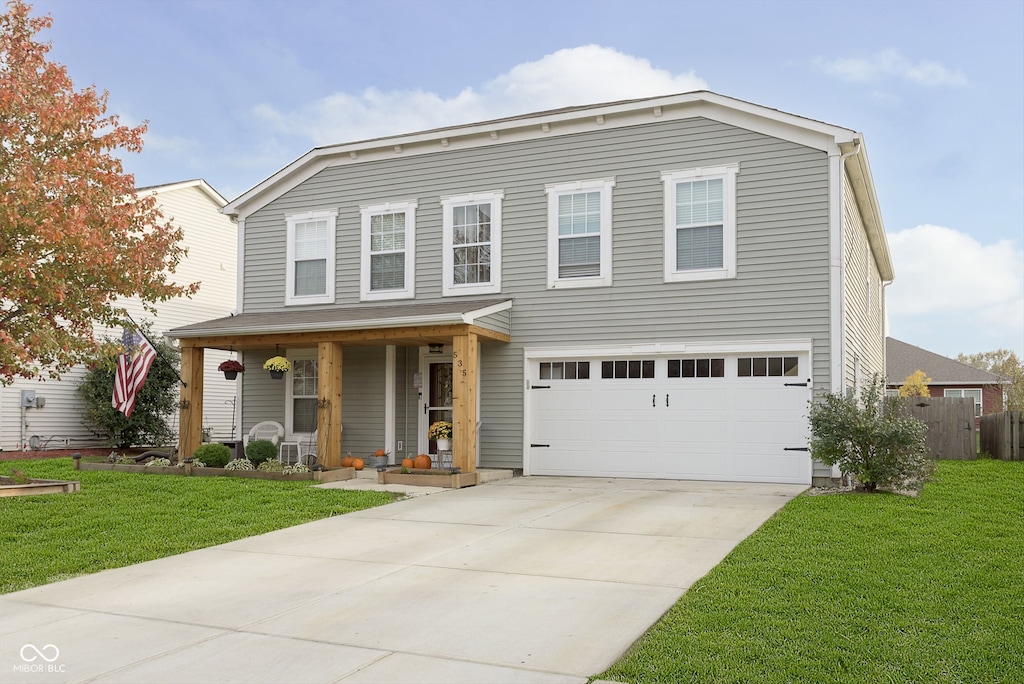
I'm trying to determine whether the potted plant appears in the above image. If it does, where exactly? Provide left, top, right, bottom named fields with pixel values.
left=263, top=356, right=291, bottom=379
left=367, top=448, right=389, bottom=468
left=218, top=359, right=245, bottom=380
left=429, top=421, right=453, bottom=452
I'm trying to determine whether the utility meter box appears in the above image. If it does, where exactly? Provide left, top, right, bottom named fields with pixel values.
left=20, top=389, right=36, bottom=407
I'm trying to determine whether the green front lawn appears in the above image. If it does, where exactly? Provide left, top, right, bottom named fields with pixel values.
left=0, top=459, right=394, bottom=594
left=600, top=459, right=1024, bottom=683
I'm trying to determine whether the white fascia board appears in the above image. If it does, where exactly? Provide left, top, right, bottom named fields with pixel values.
left=224, top=91, right=859, bottom=221
left=461, top=299, right=513, bottom=324
left=842, top=139, right=894, bottom=281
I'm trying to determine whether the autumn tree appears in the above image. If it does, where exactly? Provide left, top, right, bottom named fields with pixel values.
left=898, top=370, right=931, bottom=397
left=957, top=349, right=1024, bottom=412
left=0, top=0, right=196, bottom=384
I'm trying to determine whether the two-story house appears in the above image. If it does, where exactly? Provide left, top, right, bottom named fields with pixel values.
left=0, top=179, right=239, bottom=452
left=168, top=91, right=892, bottom=485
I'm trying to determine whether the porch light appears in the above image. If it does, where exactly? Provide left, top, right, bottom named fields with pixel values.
left=428, top=344, right=444, bottom=354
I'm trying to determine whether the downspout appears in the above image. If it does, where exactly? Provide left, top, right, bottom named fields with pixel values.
left=831, top=137, right=863, bottom=396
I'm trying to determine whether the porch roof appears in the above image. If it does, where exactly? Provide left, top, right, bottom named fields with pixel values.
left=166, top=298, right=512, bottom=350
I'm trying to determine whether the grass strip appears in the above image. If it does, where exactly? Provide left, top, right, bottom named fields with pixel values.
left=0, top=458, right=394, bottom=594
left=599, top=459, right=1024, bottom=684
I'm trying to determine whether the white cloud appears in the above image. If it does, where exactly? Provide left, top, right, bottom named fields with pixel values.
left=887, top=224, right=1024, bottom=354
left=815, top=49, right=968, bottom=87
left=254, top=45, right=707, bottom=145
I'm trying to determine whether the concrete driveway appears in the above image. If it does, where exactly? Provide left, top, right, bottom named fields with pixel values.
left=1, top=476, right=804, bottom=683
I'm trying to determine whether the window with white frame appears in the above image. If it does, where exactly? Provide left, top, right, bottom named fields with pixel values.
left=288, top=356, right=318, bottom=436
left=546, top=178, right=615, bottom=289
left=662, top=164, right=738, bottom=282
left=285, top=210, right=336, bottom=305
left=360, top=201, right=416, bottom=301
left=441, top=191, right=502, bottom=296
left=944, top=388, right=983, bottom=417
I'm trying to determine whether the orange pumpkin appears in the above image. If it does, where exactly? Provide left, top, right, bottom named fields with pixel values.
left=401, top=458, right=414, bottom=469
left=374, top=449, right=386, bottom=457
left=413, top=454, right=431, bottom=470
left=341, top=455, right=354, bottom=468
left=352, top=457, right=365, bottom=470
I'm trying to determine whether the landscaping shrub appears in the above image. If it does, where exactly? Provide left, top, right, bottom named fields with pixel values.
left=224, top=458, right=254, bottom=470
left=193, top=442, right=231, bottom=468
left=145, top=458, right=171, bottom=467
left=283, top=464, right=310, bottom=474
left=245, top=439, right=278, bottom=465
left=808, top=373, right=932, bottom=491
left=257, top=459, right=285, bottom=472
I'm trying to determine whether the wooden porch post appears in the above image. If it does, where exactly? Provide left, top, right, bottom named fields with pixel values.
left=317, top=341, right=343, bottom=468
left=452, top=332, right=479, bottom=472
left=178, top=345, right=204, bottom=459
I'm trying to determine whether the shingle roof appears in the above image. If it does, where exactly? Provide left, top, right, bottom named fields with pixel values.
left=886, top=337, right=1003, bottom=385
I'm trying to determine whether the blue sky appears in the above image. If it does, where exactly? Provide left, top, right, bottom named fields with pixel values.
left=28, top=0, right=1024, bottom=358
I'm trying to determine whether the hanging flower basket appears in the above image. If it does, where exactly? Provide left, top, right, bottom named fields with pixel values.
left=218, top=360, right=245, bottom=380
left=263, top=356, right=291, bottom=379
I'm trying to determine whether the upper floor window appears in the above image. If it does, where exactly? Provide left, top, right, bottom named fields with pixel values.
left=662, top=164, right=738, bottom=282
left=285, top=210, right=336, bottom=305
left=441, top=191, right=503, bottom=296
left=360, top=201, right=417, bottom=301
left=546, top=177, right=615, bottom=289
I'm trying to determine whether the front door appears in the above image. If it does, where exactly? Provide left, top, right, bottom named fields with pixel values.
left=419, top=355, right=453, bottom=457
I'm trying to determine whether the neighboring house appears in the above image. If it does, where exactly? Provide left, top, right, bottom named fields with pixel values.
left=168, top=91, right=892, bottom=485
left=0, top=179, right=239, bottom=452
left=885, top=337, right=1005, bottom=422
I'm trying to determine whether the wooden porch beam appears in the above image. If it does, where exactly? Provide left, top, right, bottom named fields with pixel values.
left=177, top=323, right=510, bottom=352
left=178, top=346, right=204, bottom=459
left=317, top=342, right=343, bottom=468
left=452, top=332, right=479, bottom=472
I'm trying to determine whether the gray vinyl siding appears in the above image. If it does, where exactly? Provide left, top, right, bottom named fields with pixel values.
left=843, top=173, right=885, bottom=391
left=474, top=310, right=512, bottom=338
left=242, top=116, right=833, bottom=469
left=339, top=347, right=386, bottom=458
left=240, top=351, right=286, bottom=438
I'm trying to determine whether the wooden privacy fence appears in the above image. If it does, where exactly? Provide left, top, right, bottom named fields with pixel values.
left=980, top=411, right=1023, bottom=461
left=899, top=397, right=976, bottom=460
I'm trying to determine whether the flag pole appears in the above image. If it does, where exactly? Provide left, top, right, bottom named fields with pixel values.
left=123, top=312, right=188, bottom=388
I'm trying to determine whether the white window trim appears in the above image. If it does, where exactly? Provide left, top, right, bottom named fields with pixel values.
left=662, top=164, right=738, bottom=283
left=360, top=200, right=417, bottom=301
left=285, top=210, right=336, bottom=306
left=545, top=177, right=615, bottom=289
left=441, top=190, right=503, bottom=296
left=284, top=349, right=317, bottom=442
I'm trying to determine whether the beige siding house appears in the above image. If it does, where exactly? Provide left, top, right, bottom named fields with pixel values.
left=0, top=179, right=239, bottom=452
left=169, top=92, right=893, bottom=485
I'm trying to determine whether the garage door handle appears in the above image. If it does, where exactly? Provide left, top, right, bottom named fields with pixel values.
left=784, top=382, right=809, bottom=387
left=652, top=394, right=656, bottom=407
left=783, top=447, right=810, bottom=451
left=666, top=394, right=670, bottom=407
left=530, top=443, right=550, bottom=448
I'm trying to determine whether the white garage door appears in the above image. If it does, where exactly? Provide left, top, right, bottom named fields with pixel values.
left=527, top=352, right=812, bottom=484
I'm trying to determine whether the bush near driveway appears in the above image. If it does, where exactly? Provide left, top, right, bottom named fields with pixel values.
left=600, top=460, right=1024, bottom=684
left=0, top=459, right=394, bottom=594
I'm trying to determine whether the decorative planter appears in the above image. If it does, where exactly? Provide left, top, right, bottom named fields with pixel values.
left=223, top=370, right=238, bottom=380
left=366, top=455, right=388, bottom=468
left=436, top=438, right=451, bottom=451
left=379, top=467, right=477, bottom=489
left=269, top=370, right=284, bottom=380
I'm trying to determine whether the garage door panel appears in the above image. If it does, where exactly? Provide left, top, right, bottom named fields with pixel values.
left=529, top=352, right=811, bottom=484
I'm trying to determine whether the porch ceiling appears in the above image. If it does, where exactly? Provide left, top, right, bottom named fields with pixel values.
left=166, top=298, right=512, bottom=350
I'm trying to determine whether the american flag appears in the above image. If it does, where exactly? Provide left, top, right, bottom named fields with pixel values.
left=112, top=328, right=157, bottom=417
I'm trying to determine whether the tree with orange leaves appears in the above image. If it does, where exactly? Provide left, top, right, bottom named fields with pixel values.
left=0, top=0, right=196, bottom=384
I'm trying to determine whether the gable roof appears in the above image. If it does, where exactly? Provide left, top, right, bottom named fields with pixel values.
left=138, top=178, right=227, bottom=207
left=221, top=91, right=891, bottom=279
left=886, top=337, right=1004, bottom=386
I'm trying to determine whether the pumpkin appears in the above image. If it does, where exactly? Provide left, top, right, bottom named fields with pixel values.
left=352, top=457, right=365, bottom=470
left=341, top=455, right=354, bottom=468
left=413, top=454, right=431, bottom=470
left=374, top=448, right=386, bottom=457
left=401, top=457, right=414, bottom=469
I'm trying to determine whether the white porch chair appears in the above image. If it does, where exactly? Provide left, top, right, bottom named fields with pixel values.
left=243, top=421, right=284, bottom=459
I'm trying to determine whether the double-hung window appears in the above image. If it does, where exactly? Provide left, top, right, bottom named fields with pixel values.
left=286, top=354, right=317, bottom=437
left=441, top=191, right=503, bottom=296
left=285, top=210, right=336, bottom=305
left=546, top=177, right=615, bottom=289
left=360, top=201, right=417, bottom=301
left=662, top=164, right=738, bottom=282
left=944, top=388, right=983, bottom=417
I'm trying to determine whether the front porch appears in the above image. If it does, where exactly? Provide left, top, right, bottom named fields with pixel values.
left=168, top=300, right=512, bottom=471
